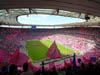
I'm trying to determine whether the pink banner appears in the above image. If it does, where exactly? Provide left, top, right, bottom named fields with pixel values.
left=9, top=49, right=29, bottom=66
left=47, top=41, right=61, bottom=59
left=0, top=50, right=9, bottom=62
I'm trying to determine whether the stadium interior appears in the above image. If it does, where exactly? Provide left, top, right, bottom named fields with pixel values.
left=0, top=0, right=100, bottom=75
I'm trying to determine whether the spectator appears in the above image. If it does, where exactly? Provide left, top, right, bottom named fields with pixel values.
left=21, top=63, right=33, bottom=75
left=9, top=64, right=19, bottom=75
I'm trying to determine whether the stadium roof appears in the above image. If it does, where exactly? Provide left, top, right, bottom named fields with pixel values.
left=0, top=0, right=100, bottom=28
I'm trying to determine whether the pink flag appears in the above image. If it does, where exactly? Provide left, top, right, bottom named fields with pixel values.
left=9, top=49, right=20, bottom=64
left=49, top=62, right=55, bottom=69
left=9, top=49, right=28, bottom=66
left=64, top=60, right=71, bottom=68
left=47, top=41, right=61, bottom=59
left=82, top=56, right=90, bottom=63
left=0, top=50, right=9, bottom=62
left=28, top=63, right=40, bottom=72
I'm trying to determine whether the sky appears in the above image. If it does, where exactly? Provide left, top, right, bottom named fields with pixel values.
left=18, top=14, right=85, bottom=25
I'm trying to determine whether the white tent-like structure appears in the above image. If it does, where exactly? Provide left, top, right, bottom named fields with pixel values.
left=0, top=0, right=100, bottom=28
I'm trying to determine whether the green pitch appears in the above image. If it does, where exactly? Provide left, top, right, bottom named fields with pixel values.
left=26, top=40, right=74, bottom=62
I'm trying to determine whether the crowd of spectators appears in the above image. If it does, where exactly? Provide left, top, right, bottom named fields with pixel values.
left=0, top=27, right=100, bottom=75
left=0, top=28, right=99, bottom=50
left=0, top=29, right=100, bottom=55
left=0, top=28, right=100, bottom=56
left=0, top=56, right=100, bottom=75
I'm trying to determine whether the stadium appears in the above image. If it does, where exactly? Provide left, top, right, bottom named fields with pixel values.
left=0, top=0, right=100, bottom=75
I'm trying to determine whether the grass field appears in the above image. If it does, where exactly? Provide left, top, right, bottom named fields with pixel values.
left=26, top=40, right=74, bottom=62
